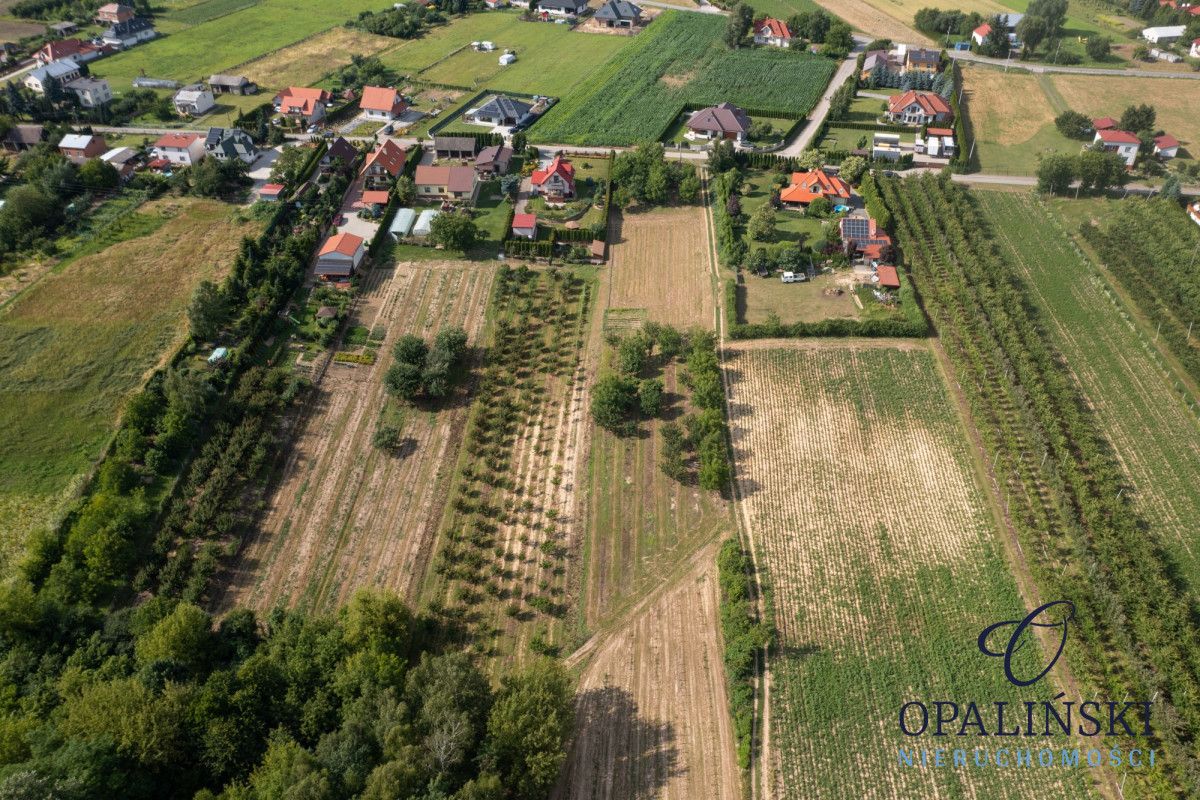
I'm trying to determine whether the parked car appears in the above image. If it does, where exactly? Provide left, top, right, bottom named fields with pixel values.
left=781, top=271, right=806, bottom=284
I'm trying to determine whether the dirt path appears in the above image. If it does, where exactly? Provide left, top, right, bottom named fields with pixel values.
left=214, top=260, right=494, bottom=614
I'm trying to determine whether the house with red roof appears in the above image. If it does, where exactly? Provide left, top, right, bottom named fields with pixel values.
left=971, top=23, right=992, bottom=46
left=316, top=232, right=366, bottom=278
left=886, top=90, right=952, bottom=125
left=531, top=155, right=575, bottom=201
left=686, top=102, right=751, bottom=143
left=273, top=87, right=332, bottom=126
left=258, top=183, right=285, bottom=202
left=839, top=216, right=893, bottom=262
left=360, top=140, right=406, bottom=189
left=1153, top=134, right=1180, bottom=159
left=512, top=213, right=537, bottom=239
left=753, top=17, right=791, bottom=47
left=152, top=132, right=204, bottom=166
left=779, top=169, right=851, bottom=208
left=415, top=164, right=479, bottom=203
left=95, top=3, right=134, bottom=24
left=359, top=86, right=407, bottom=121
left=359, top=189, right=391, bottom=209
left=1092, top=117, right=1117, bottom=132
left=1093, top=129, right=1141, bottom=167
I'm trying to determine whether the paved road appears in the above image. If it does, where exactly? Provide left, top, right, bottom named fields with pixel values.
left=639, top=0, right=725, bottom=13
left=949, top=49, right=1200, bottom=79
left=777, top=54, right=858, bottom=156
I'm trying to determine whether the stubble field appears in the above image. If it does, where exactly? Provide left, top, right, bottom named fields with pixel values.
left=725, top=343, right=1094, bottom=800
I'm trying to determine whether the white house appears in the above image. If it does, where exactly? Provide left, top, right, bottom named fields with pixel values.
left=511, top=212, right=537, bottom=239
left=101, top=17, right=156, bottom=48
left=753, top=17, right=791, bottom=47
left=1093, top=129, right=1140, bottom=168
left=1141, top=25, right=1185, bottom=44
left=174, top=84, right=215, bottom=116
left=152, top=132, right=205, bottom=166
left=1153, top=134, right=1180, bottom=160
left=65, top=76, right=111, bottom=107
left=23, top=58, right=80, bottom=94
left=315, top=232, right=366, bottom=279
left=1190, top=38, right=1200, bottom=59
left=359, top=86, right=406, bottom=120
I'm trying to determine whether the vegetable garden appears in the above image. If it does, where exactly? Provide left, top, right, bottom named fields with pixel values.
left=880, top=174, right=1200, bottom=798
left=529, top=12, right=835, bottom=146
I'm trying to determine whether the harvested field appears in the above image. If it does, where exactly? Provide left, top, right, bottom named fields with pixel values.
left=237, top=27, right=397, bottom=91
left=215, top=261, right=494, bottom=614
left=726, top=344, right=1093, bottom=800
left=557, top=545, right=740, bottom=800
left=806, top=0, right=932, bottom=44
left=1049, top=74, right=1200, bottom=154
left=0, top=199, right=256, bottom=574
left=961, top=65, right=1073, bottom=173
left=606, top=206, right=715, bottom=330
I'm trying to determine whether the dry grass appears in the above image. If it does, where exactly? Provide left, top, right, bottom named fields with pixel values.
left=238, top=27, right=398, bottom=91
left=965, top=67, right=1059, bottom=146
left=806, top=0, right=933, bottom=44
left=1050, top=74, right=1200, bottom=151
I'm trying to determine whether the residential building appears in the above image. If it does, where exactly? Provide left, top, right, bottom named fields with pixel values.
left=511, top=213, right=537, bottom=239
left=209, top=74, right=257, bottom=95
left=753, top=17, right=791, bottom=47
left=595, top=0, right=642, bottom=27
left=152, top=132, right=205, bottom=166
left=474, top=144, right=512, bottom=176
left=839, top=216, right=893, bottom=261
left=99, top=146, right=138, bottom=180
left=779, top=169, right=851, bottom=207
left=360, top=139, right=407, bottom=189
left=3, top=124, right=45, bottom=152
left=273, top=86, right=332, bottom=126
left=1092, top=116, right=1117, bottom=131
left=359, top=189, right=390, bottom=210
left=1142, top=25, right=1185, bottom=44
left=860, top=49, right=895, bottom=79
left=885, top=90, right=952, bottom=125
left=359, top=86, right=407, bottom=120
left=1192, top=38, right=1200, bottom=58
left=1153, top=134, right=1180, bottom=159
left=258, top=183, right=285, bottom=202
left=531, top=154, right=575, bottom=200
left=903, top=46, right=940, bottom=73
left=466, top=94, right=533, bottom=127
left=204, top=127, right=259, bottom=164
left=58, top=133, right=107, bottom=163
left=315, top=232, right=366, bottom=279
left=102, top=17, right=156, bottom=48
left=686, top=102, right=751, bottom=143
left=485, top=0, right=509, bottom=7
left=414, top=164, right=479, bottom=203
left=95, top=3, right=134, bottom=25
left=434, top=136, right=477, bottom=160
left=535, top=0, right=588, bottom=17
left=36, top=38, right=82, bottom=65
left=872, top=133, right=902, bottom=161
left=1093, top=129, right=1140, bottom=167
left=65, top=76, right=112, bottom=108
left=24, top=59, right=80, bottom=94
left=321, top=137, right=358, bottom=173
left=174, top=84, right=215, bottom=116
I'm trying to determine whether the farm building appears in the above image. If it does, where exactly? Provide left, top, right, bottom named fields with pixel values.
left=875, top=265, right=900, bottom=289
left=779, top=169, right=851, bottom=207
left=4, top=124, right=45, bottom=152
left=512, top=213, right=537, bottom=239
left=209, top=74, right=257, bottom=95
left=360, top=86, right=407, bottom=120
left=100, top=146, right=138, bottom=180
left=315, top=232, right=366, bottom=278
left=413, top=209, right=440, bottom=237
left=390, top=208, right=417, bottom=239
left=48, top=21, right=77, bottom=36
left=174, top=84, right=215, bottom=116
left=686, top=102, right=751, bottom=143
left=916, top=127, right=956, bottom=158
left=1142, top=25, right=1185, bottom=44
left=1092, top=116, right=1117, bottom=131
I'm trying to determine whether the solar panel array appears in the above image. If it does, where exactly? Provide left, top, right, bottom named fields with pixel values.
left=841, top=217, right=870, bottom=240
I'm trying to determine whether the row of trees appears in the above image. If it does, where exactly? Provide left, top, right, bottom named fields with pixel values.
left=1035, top=148, right=1129, bottom=194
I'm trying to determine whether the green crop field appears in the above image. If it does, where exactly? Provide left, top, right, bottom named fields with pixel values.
left=728, top=344, right=1093, bottom=800
left=0, top=199, right=259, bottom=575
left=378, top=12, right=629, bottom=96
left=529, top=11, right=835, bottom=145
left=975, top=192, right=1200, bottom=592
left=92, top=0, right=388, bottom=90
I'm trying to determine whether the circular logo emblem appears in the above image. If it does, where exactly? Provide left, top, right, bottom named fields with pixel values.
left=977, top=600, right=1075, bottom=687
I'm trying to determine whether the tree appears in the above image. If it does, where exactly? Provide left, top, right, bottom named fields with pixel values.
left=1036, top=153, right=1076, bottom=194
left=269, top=144, right=308, bottom=184
left=747, top=203, right=776, bottom=241
left=485, top=659, right=573, bottom=800
left=637, top=378, right=663, bottom=417
left=384, top=361, right=423, bottom=399
left=1054, top=110, right=1093, bottom=140
left=498, top=174, right=519, bottom=200
left=0, top=184, right=58, bottom=254
left=190, top=157, right=247, bottom=197
left=1085, top=35, right=1111, bottom=60
left=1131, top=43, right=1150, bottom=61
left=708, top=139, right=737, bottom=173
left=724, top=2, right=751, bottom=48
left=677, top=171, right=701, bottom=203
left=725, top=192, right=741, bottom=218
left=838, top=155, right=868, bottom=184
left=823, top=22, right=854, bottom=58
left=796, top=149, right=825, bottom=171
left=134, top=602, right=213, bottom=673
left=187, top=279, right=228, bottom=342
left=806, top=196, right=833, bottom=218
left=980, top=14, right=1010, bottom=57
left=1160, top=173, right=1181, bottom=200
left=429, top=212, right=479, bottom=253
left=590, top=373, right=638, bottom=433
left=1119, top=103, right=1156, bottom=134
left=1077, top=148, right=1126, bottom=192
left=1015, top=15, right=1049, bottom=54
left=1026, top=0, right=1067, bottom=35
left=79, top=158, right=119, bottom=190
left=394, top=175, right=415, bottom=204
left=393, top=334, right=428, bottom=366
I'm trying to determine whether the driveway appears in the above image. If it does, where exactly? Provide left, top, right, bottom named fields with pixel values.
left=334, top=174, right=381, bottom=242
left=247, top=147, right=282, bottom=195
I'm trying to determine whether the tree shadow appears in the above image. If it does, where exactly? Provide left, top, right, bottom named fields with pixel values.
left=554, top=685, right=683, bottom=800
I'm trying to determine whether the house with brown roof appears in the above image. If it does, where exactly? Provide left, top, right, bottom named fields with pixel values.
left=321, top=137, right=358, bottom=173
left=434, top=136, right=477, bottom=160
left=273, top=87, right=332, bottom=126
left=475, top=144, right=512, bottom=176
left=415, top=164, right=479, bottom=203
left=531, top=155, right=575, bottom=201
left=686, top=102, right=751, bottom=143
left=360, top=140, right=406, bottom=189
left=315, top=232, right=366, bottom=278
left=753, top=17, right=791, bottom=47
left=1092, top=116, right=1117, bottom=132
left=152, top=132, right=205, bottom=166
left=4, top=124, right=45, bottom=152
left=359, top=86, right=407, bottom=121
left=885, top=90, right=951, bottom=125
left=1093, top=129, right=1140, bottom=167
left=875, top=265, right=900, bottom=289
left=779, top=169, right=851, bottom=207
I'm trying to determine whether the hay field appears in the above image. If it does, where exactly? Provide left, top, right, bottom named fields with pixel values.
left=237, top=27, right=398, bottom=91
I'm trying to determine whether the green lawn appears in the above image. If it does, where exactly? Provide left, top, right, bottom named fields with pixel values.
left=92, top=0, right=387, bottom=90
left=819, top=125, right=914, bottom=152
left=377, top=11, right=629, bottom=96
left=740, top=169, right=827, bottom=251
left=527, top=156, right=608, bottom=229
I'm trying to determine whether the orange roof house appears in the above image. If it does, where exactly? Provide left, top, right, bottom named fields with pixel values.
left=360, top=189, right=391, bottom=206
left=886, top=90, right=952, bottom=124
left=359, top=86, right=407, bottom=119
left=779, top=169, right=852, bottom=206
left=316, top=232, right=366, bottom=278
left=273, top=87, right=332, bottom=123
left=753, top=17, right=791, bottom=45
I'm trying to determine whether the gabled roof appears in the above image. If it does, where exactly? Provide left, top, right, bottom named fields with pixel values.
left=475, top=144, right=512, bottom=166
left=97, top=3, right=133, bottom=13
left=1154, top=133, right=1180, bottom=149
left=887, top=90, right=950, bottom=117
left=174, top=84, right=210, bottom=103
left=754, top=17, right=790, bottom=38
left=926, top=127, right=955, bottom=137
left=209, top=73, right=251, bottom=86
left=360, top=189, right=390, bottom=205
left=58, top=133, right=99, bottom=150
left=687, top=102, right=751, bottom=134
left=876, top=265, right=900, bottom=289
left=1091, top=117, right=1117, bottom=131
left=154, top=132, right=200, bottom=149
left=434, top=135, right=476, bottom=152
left=1096, top=129, right=1140, bottom=145
left=537, top=0, right=587, bottom=10
left=319, top=232, right=365, bottom=257
left=275, top=86, right=331, bottom=115
left=7, top=124, right=44, bottom=145
left=595, top=0, right=641, bottom=20
left=360, top=86, right=406, bottom=114
left=103, top=17, right=153, bottom=37
left=779, top=169, right=851, bottom=204
left=415, top=164, right=477, bottom=192
left=973, top=23, right=991, bottom=38
left=531, top=155, right=575, bottom=189
left=361, top=139, right=406, bottom=176
left=260, top=183, right=284, bottom=195
left=29, top=58, right=79, bottom=82
left=41, top=39, right=82, bottom=60
left=204, top=127, right=257, bottom=159
left=324, top=137, right=357, bottom=165
left=906, top=47, right=940, bottom=63
left=512, top=213, right=537, bottom=229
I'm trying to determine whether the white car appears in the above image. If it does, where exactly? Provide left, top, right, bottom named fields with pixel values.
left=781, top=271, right=806, bottom=284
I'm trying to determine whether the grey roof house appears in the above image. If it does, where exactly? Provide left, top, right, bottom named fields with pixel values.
left=102, top=17, right=156, bottom=48
left=204, top=127, right=259, bottom=164
left=208, top=74, right=257, bottom=95
left=594, top=0, right=642, bottom=27
left=466, top=94, right=533, bottom=127
left=535, top=0, right=588, bottom=16
left=686, top=102, right=751, bottom=142
left=434, top=135, right=478, bottom=160
left=475, top=144, right=512, bottom=176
